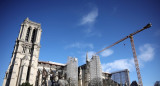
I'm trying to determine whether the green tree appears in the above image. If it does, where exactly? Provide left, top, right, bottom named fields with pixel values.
left=20, top=82, right=33, bottom=86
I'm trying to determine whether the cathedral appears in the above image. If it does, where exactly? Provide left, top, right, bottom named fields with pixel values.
left=3, top=18, right=130, bottom=86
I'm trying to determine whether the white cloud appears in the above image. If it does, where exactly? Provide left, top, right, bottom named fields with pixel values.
left=80, top=7, right=98, bottom=25
left=102, top=59, right=134, bottom=73
left=100, top=49, right=114, bottom=57
left=65, top=42, right=94, bottom=49
left=87, top=51, right=96, bottom=59
left=138, top=44, right=155, bottom=62
left=101, top=43, right=155, bottom=73
left=82, top=49, right=113, bottom=62
left=79, top=7, right=101, bottom=37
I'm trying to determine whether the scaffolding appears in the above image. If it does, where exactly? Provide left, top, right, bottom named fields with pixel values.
left=111, top=69, right=130, bottom=86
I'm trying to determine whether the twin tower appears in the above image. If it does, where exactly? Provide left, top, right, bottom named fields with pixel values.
left=3, top=18, right=42, bottom=86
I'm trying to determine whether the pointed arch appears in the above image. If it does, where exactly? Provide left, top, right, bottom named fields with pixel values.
left=31, top=29, right=38, bottom=43
left=25, top=27, right=31, bottom=42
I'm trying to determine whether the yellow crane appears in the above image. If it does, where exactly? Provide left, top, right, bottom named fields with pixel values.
left=96, top=23, right=152, bottom=86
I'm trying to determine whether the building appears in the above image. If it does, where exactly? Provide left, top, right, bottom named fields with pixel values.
left=154, top=81, right=160, bottom=86
left=111, top=69, right=130, bottom=86
left=3, top=18, right=130, bottom=86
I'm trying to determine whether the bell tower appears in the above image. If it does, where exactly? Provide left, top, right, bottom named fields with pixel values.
left=3, top=18, right=42, bottom=86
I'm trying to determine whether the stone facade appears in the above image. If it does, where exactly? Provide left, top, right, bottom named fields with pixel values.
left=3, top=18, right=41, bottom=86
left=79, top=55, right=103, bottom=86
left=89, top=55, right=102, bottom=86
left=3, top=18, right=130, bottom=86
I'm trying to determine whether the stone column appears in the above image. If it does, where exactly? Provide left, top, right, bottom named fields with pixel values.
left=21, top=25, right=28, bottom=41
left=18, top=24, right=23, bottom=40
left=28, top=55, right=38, bottom=86
left=38, top=71, right=42, bottom=86
left=47, top=71, right=50, bottom=86
left=28, top=39, right=40, bottom=86
left=78, top=67, right=82, bottom=86
left=36, top=29, right=42, bottom=44
left=19, top=58, right=30, bottom=85
left=35, top=29, right=39, bottom=44
left=9, top=57, right=21, bottom=86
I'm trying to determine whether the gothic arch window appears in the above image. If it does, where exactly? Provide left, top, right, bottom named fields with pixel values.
left=31, top=29, right=37, bottom=43
left=25, top=27, right=31, bottom=42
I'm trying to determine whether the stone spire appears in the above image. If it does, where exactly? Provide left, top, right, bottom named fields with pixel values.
left=23, top=17, right=29, bottom=24
left=86, top=52, right=89, bottom=62
left=25, top=17, right=29, bottom=21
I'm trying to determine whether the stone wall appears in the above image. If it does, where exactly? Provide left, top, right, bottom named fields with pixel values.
left=89, top=55, right=102, bottom=86
left=36, top=61, right=67, bottom=86
left=67, top=57, right=78, bottom=86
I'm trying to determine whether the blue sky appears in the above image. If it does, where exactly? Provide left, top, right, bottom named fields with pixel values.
left=0, top=0, right=160, bottom=86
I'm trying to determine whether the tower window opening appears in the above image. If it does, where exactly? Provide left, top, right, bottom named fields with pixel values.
left=26, top=66, right=30, bottom=81
left=31, top=29, right=37, bottom=43
left=25, top=27, right=31, bottom=42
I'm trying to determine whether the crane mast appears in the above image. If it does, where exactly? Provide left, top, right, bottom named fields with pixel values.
left=96, top=23, right=152, bottom=86
left=130, top=35, right=143, bottom=86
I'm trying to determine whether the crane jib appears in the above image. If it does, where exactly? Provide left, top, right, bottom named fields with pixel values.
left=96, top=23, right=152, bottom=55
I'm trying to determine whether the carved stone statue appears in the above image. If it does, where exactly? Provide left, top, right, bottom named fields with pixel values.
left=54, top=71, right=59, bottom=82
